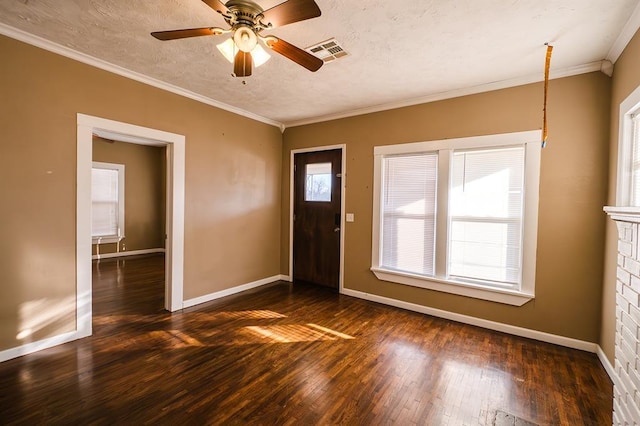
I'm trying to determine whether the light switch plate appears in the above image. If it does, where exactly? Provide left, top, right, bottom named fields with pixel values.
left=346, top=213, right=354, bottom=222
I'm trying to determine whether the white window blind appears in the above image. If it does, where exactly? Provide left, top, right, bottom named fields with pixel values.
left=381, top=153, right=438, bottom=275
left=631, top=112, right=640, bottom=206
left=91, top=163, right=124, bottom=240
left=449, top=147, right=525, bottom=287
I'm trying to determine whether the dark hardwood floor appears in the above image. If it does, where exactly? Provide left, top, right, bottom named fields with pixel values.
left=0, top=254, right=612, bottom=425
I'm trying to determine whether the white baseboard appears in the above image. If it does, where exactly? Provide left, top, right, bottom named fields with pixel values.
left=0, top=273, right=285, bottom=363
left=182, top=274, right=286, bottom=309
left=92, top=248, right=165, bottom=260
left=341, top=288, right=598, bottom=353
left=1, top=278, right=612, bottom=373
left=596, top=345, right=618, bottom=385
left=0, top=330, right=87, bottom=363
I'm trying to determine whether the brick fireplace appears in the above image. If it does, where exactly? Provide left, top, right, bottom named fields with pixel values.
left=605, top=207, right=640, bottom=424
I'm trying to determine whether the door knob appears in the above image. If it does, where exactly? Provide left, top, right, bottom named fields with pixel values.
left=334, top=227, right=340, bottom=232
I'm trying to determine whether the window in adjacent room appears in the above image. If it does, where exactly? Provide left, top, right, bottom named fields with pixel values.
left=91, top=161, right=125, bottom=243
left=371, top=131, right=541, bottom=306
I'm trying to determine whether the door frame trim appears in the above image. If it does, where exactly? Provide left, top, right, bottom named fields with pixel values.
left=77, top=114, right=186, bottom=337
left=289, top=144, right=346, bottom=292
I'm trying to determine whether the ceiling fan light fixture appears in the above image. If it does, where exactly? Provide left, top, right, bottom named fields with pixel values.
left=216, top=37, right=270, bottom=67
left=251, top=44, right=271, bottom=67
left=153, top=0, right=323, bottom=74
left=233, top=26, right=257, bottom=52
left=216, top=38, right=237, bottom=63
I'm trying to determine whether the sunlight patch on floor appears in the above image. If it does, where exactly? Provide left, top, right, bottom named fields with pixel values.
left=218, top=310, right=287, bottom=320
left=306, top=323, right=355, bottom=339
left=243, top=324, right=354, bottom=343
left=149, top=330, right=204, bottom=348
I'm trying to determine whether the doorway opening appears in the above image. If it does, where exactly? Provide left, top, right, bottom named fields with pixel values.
left=289, top=145, right=346, bottom=291
left=76, top=114, right=185, bottom=339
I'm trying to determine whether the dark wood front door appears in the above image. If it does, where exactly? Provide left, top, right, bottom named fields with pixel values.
left=293, top=149, right=342, bottom=289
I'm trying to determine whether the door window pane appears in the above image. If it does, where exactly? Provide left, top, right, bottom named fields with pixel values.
left=305, top=162, right=332, bottom=202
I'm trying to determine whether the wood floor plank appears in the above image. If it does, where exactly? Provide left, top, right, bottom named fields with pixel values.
left=0, top=254, right=612, bottom=425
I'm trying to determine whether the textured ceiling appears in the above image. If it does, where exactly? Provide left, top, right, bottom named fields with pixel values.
left=1, top=0, right=639, bottom=127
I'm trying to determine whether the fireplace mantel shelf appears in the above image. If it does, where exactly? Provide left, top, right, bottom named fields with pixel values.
left=604, top=206, right=640, bottom=223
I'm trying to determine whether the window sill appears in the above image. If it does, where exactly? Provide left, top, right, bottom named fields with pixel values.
left=92, top=236, right=124, bottom=244
left=371, top=267, right=534, bottom=306
left=604, top=206, right=640, bottom=223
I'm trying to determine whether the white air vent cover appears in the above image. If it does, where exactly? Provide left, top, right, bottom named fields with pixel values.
left=306, top=38, right=349, bottom=63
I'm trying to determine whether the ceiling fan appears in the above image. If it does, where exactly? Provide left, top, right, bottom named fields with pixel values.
left=151, top=0, right=324, bottom=77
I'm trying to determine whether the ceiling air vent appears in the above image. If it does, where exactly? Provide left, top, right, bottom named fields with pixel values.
left=306, top=38, right=349, bottom=63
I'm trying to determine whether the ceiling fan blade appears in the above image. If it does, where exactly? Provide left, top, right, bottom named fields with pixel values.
left=265, top=37, right=323, bottom=72
left=201, top=0, right=229, bottom=14
left=234, top=51, right=252, bottom=77
left=151, top=27, right=223, bottom=41
left=261, top=0, right=321, bottom=28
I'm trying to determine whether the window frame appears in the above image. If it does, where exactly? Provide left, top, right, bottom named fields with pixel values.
left=616, top=83, right=640, bottom=207
left=91, top=161, right=125, bottom=244
left=371, top=130, right=541, bottom=306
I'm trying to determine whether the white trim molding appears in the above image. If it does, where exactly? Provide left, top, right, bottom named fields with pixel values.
left=596, top=345, right=617, bottom=385
left=285, top=62, right=604, bottom=128
left=371, top=131, right=541, bottom=306
left=371, top=268, right=534, bottom=307
left=606, top=1, right=640, bottom=64
left=91, top=248, right=165, bottom=260
left=183, top=275, right=287, bottom=309
left=78, top=114, right=186, bottom=317
left=344, top=286, right=617, bottom=386
left=0, top=23, right=622, bottom=132
left=0, top=23, right=280, bottom=129
left=614, top=84, right=640, bottom=206
left=289, top=145, right=347, bottom=292
left=341, top=288, right=598, bottom=353
left=604, top=206, right=640, bottom=222
left=0, top=331, right=81, bottom=363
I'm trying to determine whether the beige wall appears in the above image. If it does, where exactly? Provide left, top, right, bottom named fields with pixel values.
left=602, top=29, right=640, bottom=362
left=282, top=72, right=611, bottom=343
left=0, top=25, right=628, bottom=356
left=0, top=35, right=282, bottom=351
left=92, top=138, right=165, bottom=255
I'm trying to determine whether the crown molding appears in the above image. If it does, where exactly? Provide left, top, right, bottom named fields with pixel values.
left=284, top=61, right=604, bottom=128
left=0, top=23, right=282, bottom=129
left=1, top=20, right=626, bottom=133
left=606, top=1, right=640, bottom=63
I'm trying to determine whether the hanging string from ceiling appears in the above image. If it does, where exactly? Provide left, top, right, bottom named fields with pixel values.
left=542, top=43, right=554, bottom=148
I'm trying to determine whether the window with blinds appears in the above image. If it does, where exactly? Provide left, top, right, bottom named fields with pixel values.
left=449, top=147, right=524, bottom=287
left=381, top=153, right=438, bottom=275
left=631, top=113, right=640, bottom=206
left=91, top=162, right=125, bottom=242
left=371, top=131, right=541, bottom=305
